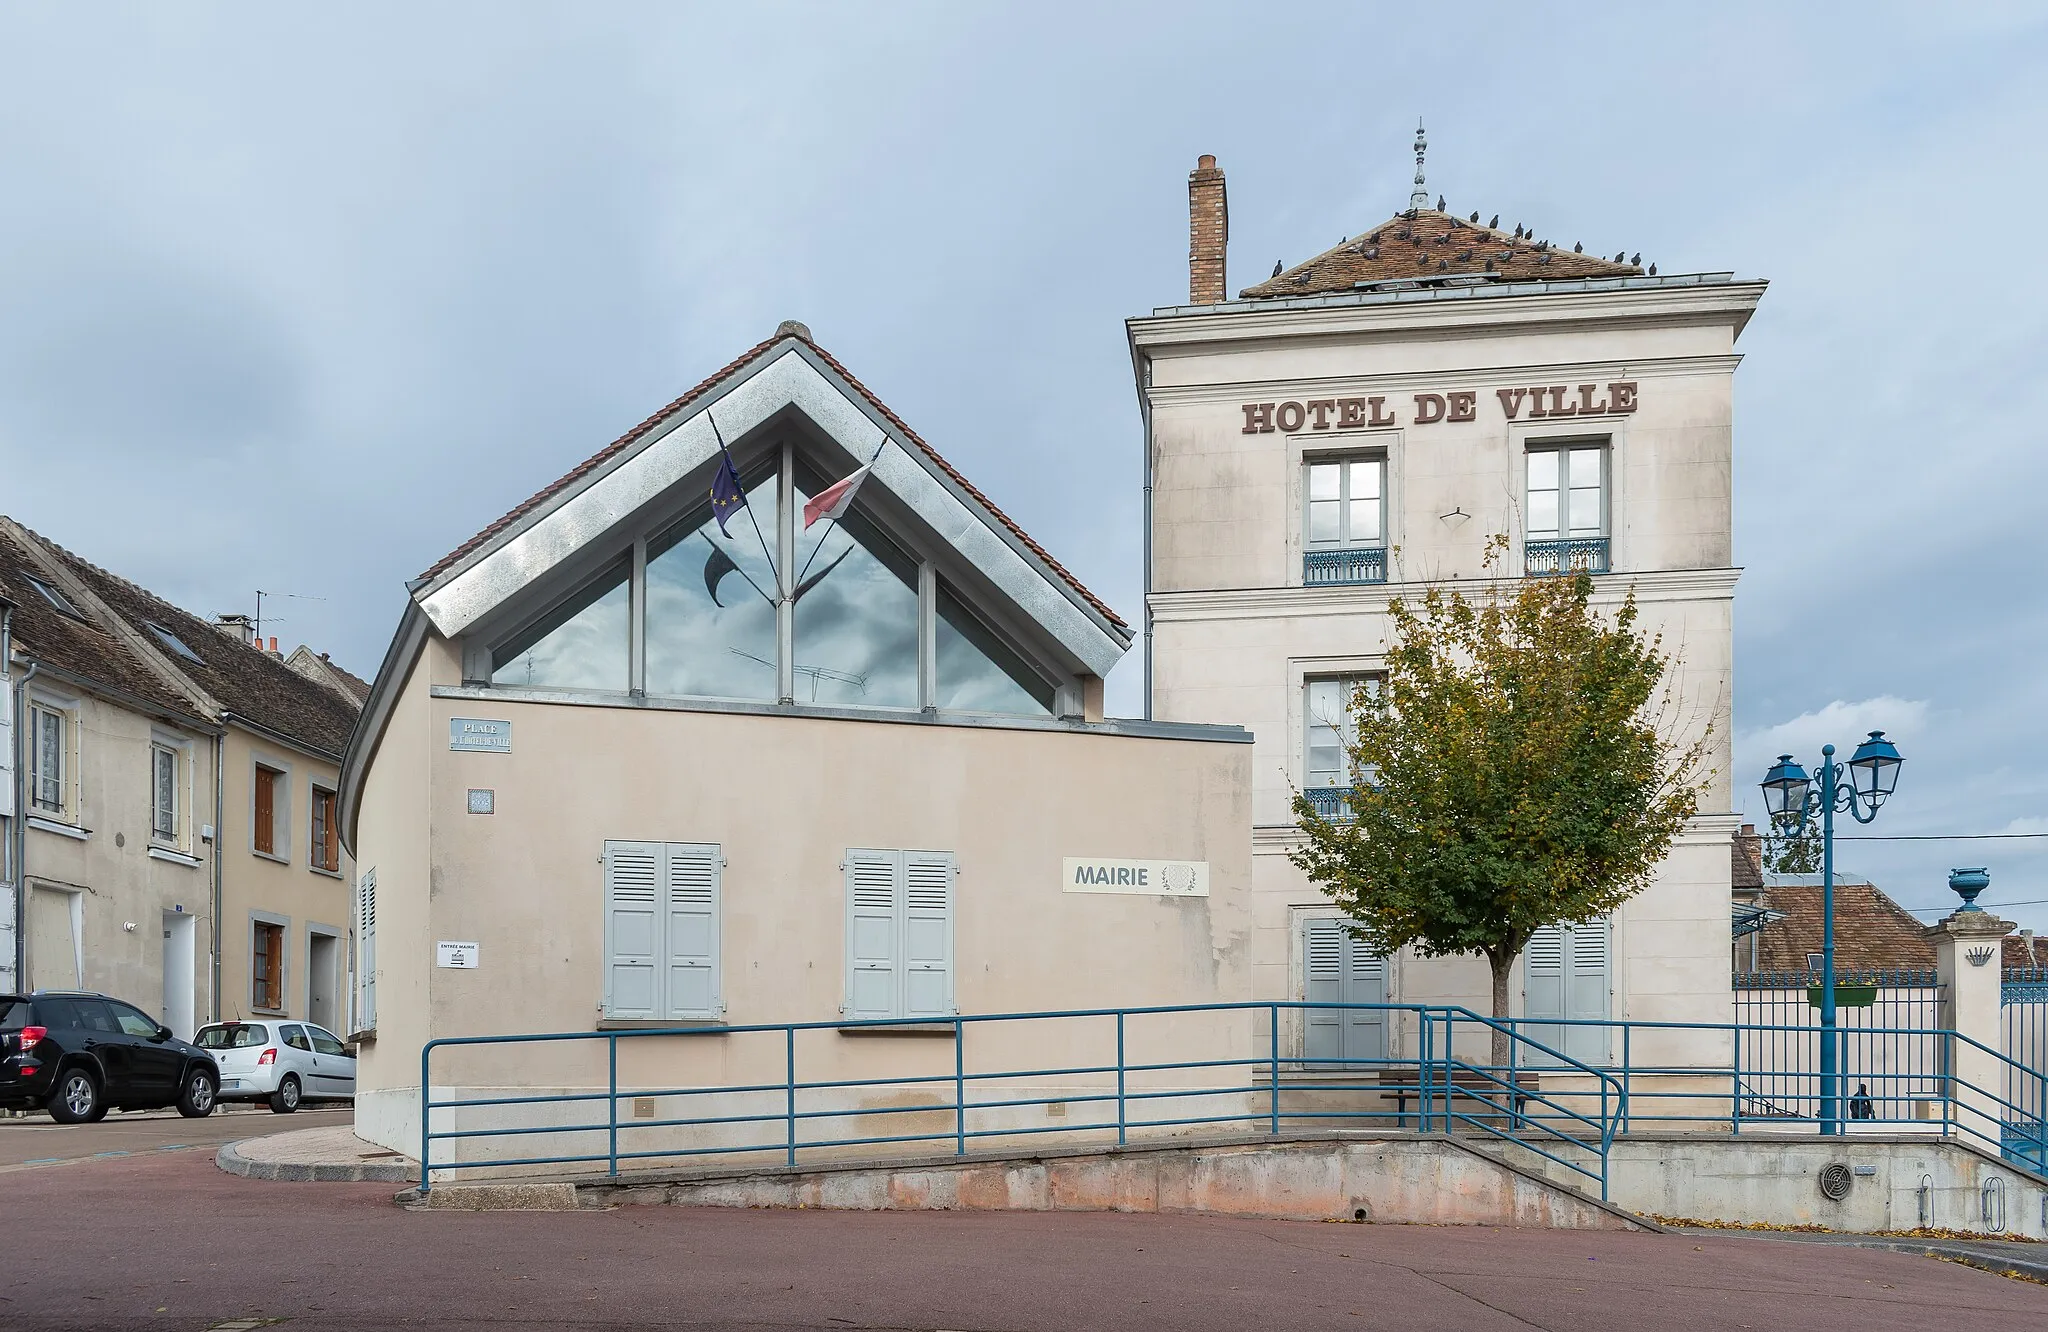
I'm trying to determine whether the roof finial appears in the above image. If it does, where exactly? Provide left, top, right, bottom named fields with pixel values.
left=1408, top=118, right=1429, bottom=211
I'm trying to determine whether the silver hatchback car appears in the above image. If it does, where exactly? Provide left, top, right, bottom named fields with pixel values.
left=192, top=1020, right=356, bottom=1113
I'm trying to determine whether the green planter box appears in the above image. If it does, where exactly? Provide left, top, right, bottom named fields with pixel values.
left=1807, top=984, right=1878, bottom=1009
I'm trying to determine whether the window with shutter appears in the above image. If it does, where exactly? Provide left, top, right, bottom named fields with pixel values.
left=1300, top=917, right=1387, bottom=1067
left=357, top=870, right=377, bottom=1030
left=601, top=841, right=723, bottom=1020
left=253, top=766, right=279, bottom=856
left=664, top=843, right=722, bottom=1019
left=1523, top=920, right=1608, bottom=1066
left=844, top=849, right=954, bottom=1020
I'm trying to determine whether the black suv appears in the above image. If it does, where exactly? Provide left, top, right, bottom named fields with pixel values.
left=0, top=992, right=219, bottom=1122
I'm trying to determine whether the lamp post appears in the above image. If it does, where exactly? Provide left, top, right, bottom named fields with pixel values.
left=1760, top=731, right=1903, bottom=1136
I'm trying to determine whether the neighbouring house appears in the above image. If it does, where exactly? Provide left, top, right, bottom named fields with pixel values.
left=339, top=323, right=1255, bottom=1161
left=1131, top=143, right=1758, bottom=1071
left=0, top=516, right=363, bottom=1038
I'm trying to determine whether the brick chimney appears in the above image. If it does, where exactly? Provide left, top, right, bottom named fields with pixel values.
left=1188, top=154, right=1228, bottom=305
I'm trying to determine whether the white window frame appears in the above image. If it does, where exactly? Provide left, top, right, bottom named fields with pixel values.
left=1303, top=675, right=1377, bottom=791
left=1302, top=453, right=1388, bottom=552
left=149, top=734, right=191, bottom=850
left=1524, top=439, right=1610, bottom=543
left=249, top=754, right=292, bottom=864
left=25, top=692, right=78, bottom=822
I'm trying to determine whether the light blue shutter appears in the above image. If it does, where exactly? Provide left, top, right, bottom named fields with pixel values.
left=357, top=869, right=377, bottom=1030
left=845, top=850, right=900, bottom=1020
left=663, top=843, right=722, bottom=1019
left=1347, top=942, right=1388, bottom=1062
left=1565, top=918, right=1610, bottom=1064
left=902, top=852, right=954, bottom=1019
left=1302, top=918, right=1344, bottom=1066
left=1523, top=925, right=1567, bottom=1060
left=604, top=841, right=662, bottom=1019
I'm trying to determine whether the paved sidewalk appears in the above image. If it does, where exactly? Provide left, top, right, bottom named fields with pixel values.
left=217, top=1124, right=419, bottom=1182
left=1682, top=1225, right=2048, bottom=1286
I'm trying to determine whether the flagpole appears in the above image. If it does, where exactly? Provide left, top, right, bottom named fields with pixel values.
left=792, top=432, right=890, bottom=590
left=708, top=415, right=783, bottom=598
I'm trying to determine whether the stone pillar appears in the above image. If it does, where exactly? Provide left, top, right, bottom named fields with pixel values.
left=1925, top=881, right=2014, bottom=1152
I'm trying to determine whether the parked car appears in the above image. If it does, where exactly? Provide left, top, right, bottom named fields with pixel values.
left=193, top=1019, right=356, bottom=1113
left=0, top=991, right=219, bottom=1122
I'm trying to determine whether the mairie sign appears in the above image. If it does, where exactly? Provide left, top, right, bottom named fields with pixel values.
left=1062, top=857, right=1209, bottom=898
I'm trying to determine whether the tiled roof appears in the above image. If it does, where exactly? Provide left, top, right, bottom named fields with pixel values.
left=0, top=524, right=197, bottom=719
left=1238, top=208, right=1643, bottom=301
left=417, top=331, right=1128, bottom=633
left=15, top=524, right=362, bottom=758
left=287, top=645, right=372, bottom=705
left=2009, top=934, right=2045, bottom=970
left=1745, top=879, right=1937, bottom=973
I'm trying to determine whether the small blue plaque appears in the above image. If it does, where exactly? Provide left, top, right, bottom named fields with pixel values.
left=449, top=717, right=512, bottom=753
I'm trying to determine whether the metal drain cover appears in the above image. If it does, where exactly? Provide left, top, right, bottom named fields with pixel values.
left=1819, top=1162, right=1854, bottom=1200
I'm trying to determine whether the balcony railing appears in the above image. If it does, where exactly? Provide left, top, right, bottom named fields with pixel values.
left=1303, top=547, right=1387, bottom=586
left=1303, top=786, right=1355, bottom=821
left=1524, top=537, right=1610, bottom=576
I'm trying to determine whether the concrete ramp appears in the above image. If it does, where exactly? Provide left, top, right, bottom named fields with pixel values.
left=416, top=1133, right=1650, bottom=1230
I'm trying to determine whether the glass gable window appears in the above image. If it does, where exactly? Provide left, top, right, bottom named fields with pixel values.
left=490, top=558, right=631, bottom=691
left=791, top=464, right=919, bottom=709
left=936, top=583, right=1054, bottom=716
left=645, top=472, right=780, bottom=702
left=481, top=439, right=1066, bottom=719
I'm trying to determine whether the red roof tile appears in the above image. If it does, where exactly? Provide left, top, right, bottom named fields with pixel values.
left=417, top=333, right=1126, bottom=634
left=1239, top=208, right=1642, bottom=301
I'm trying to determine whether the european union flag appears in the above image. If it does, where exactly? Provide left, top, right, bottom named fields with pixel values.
left=709, top=451, right=746, bottom=536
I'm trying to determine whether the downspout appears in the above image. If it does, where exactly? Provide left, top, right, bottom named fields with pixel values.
left=11, top=659, right=39, bottom=988
left=1140, top=352, right=1155, bottom=721
left=210, top=731, right=224, bottom=1022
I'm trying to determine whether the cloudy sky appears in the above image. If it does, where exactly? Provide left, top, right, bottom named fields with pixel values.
left=3, top=4, right=2044, bottom=927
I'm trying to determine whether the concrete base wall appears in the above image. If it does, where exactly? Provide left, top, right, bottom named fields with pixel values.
left=568, top=1136, right=1641, bottom=1230
left=1503, top=1135, right=2048, bottom=1240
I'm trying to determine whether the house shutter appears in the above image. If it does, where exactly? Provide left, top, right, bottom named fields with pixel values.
left=253, top=768, right=275, bottom=854
left=0, top=684, right=14, bottom=819
left=901, top=852, right=955, bottom=1019
left=603, top=841, right=662, bottom=1019
left=1302, top=918, right=1344, bottom=1065
left=1346, top=938, right=1388, bottom=1063
left=663, top=843, right=722, bottom=1019
left=1524, top=925, right=1566, bottom=1022
left=357, top=870, right=377, bottom=1030
left=844, top=850, right=901, bottom=1020
left=1565, top=918, right=1611, bottom=1064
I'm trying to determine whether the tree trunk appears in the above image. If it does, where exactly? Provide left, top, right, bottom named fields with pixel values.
left=1489, top=950, right=1514, bottom=1070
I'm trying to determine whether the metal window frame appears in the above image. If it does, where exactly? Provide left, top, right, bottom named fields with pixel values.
left=1523, top=439, right=1610, bottom=541
left=468, top=430, right=1070, bottom=720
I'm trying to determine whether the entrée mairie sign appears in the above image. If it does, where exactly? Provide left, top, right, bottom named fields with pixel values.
left=1062, top=857, right=1209, bottom=898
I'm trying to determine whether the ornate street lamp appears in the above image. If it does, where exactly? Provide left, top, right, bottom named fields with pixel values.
left=1760, top=731, right=1904, bottom=1136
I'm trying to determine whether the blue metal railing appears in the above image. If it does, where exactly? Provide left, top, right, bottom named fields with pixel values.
left=418, top=1002, right=1621, bottom=1199
left=1524, top=537, right=1610, bottom=575
left=1303, top=547, right=1387, bottom=586
left=1302, top=787, right=1354, bottom=820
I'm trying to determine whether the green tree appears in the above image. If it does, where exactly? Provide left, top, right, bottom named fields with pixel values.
left=1289, top=540, right=1713, bottom=1066
left=1762, top=822, right=1822, bottom=875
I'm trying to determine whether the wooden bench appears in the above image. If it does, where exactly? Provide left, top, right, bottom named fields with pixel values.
left=1375, top=1067, right=1536, bottom=1127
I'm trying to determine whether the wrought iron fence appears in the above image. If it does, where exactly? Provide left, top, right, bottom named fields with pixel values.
left=2006, top=968, right=2048, bottom=1134
left=1524, top=537, right=1610, bottom=575
left=1303, top=547, right=1387, bottom=586
left=1733, top=971, right=1946, bottom=1120
left=1302, top=787, right=1354, bottom=821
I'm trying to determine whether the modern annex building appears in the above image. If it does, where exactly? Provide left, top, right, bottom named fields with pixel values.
left=339, top=327, right=1255, bottom=1155
left=1134, top=141, right=1762, bottom=1070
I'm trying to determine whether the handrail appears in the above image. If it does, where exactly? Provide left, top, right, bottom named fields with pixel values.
left=417, top=1001, right=1619, bottom=1198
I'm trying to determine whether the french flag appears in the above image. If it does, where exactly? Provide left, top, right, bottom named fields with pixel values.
left=803, top=461, right=872, bottom=529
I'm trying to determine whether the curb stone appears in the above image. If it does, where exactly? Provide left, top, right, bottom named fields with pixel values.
left=216, top=1137, right=419, bottom=1184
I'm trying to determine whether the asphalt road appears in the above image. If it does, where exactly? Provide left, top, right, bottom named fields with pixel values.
left=0, top=1105, right=351, bottom=1168
left=0, top=1147, right=2040, bottom=1331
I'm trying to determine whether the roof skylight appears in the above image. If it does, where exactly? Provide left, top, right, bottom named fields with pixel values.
left=23, top=574, right=86, bottom=623
left=145, top=620, right=204, bottom=663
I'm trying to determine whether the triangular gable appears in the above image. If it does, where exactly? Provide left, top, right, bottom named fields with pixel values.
left=412, top=330, right=1128, bottom=677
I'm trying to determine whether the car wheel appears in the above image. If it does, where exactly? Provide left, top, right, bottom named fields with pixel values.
left=47, top=1068, right=101, bottom=1124
left=177, top=1067, right=217, bottom=1118
left=269, top=1074, right=301, bottom=1114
